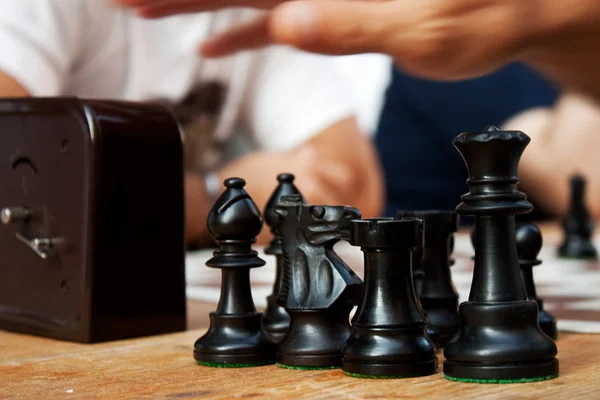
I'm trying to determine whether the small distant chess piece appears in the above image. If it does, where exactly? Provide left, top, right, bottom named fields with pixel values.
left=516, top=223, right=558, bottom=340
left=194, top=177, right=276, bottom=367
left=558, top=174, right=597, bottom=259
left=444, top=126, right=558, bottom=383
left=262, top=173, right=305, bottom=342
left=342, top=218, right=438, bottom=378
left=398, top=210, right=460, bottom=347
left=274, top=198, right=363, bottom=369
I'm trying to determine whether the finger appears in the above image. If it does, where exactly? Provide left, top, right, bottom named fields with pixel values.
left=268, top=0, right=400, bottom=55
left=117, top=0, right=282, bottom=17
left=200, top=16, right=272, bottom=58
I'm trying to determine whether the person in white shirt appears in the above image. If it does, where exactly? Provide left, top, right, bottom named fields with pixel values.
left=0, top=1, right=384, bottom=245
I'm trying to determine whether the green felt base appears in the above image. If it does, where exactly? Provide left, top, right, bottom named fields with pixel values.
left=444, top=374, right=559, bottom=384
left=196, top=360, right=271, bottom=368
left=276, top=363, right=339, bottom=370
left=344, top=371, right=409, bottom=379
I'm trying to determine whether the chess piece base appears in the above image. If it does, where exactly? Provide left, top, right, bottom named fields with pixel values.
left=276, top=308, right=351, bottom=368
left=342, top=327, right=438, bottom=378
left=444, top=301, right=558, bottom=380
left=443, top=358, right=558, bottom=382
left=420, top=297, right=459, bottom=348
left=194, top=312, right=276, bottom=367
left=342, top=357, right=438, bottom=378
left=558, top=236, right=598, bottom=259
left=262, top=294, right=289, bottom=342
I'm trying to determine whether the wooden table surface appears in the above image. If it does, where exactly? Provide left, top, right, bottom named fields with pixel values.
left=1, top=224, right=599, bottom=399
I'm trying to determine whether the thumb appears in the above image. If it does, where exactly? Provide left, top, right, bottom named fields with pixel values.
left=269, top=0, right=402, bottom=55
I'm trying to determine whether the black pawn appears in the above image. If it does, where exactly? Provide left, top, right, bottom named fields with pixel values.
left=342, top=218, right=438, bottom=378
left=516, top=223, right=558, bottom=340
left=194, top=177, right=276, bottom=367
left=274, top=198, right=363, bottom=368
left=398, top=211, right=460, bottom=347
left=444, top=126, right=558, bottom=383
left=262, top=174, right=305, bottom=342
left=558, top=175, right=597, bottom=259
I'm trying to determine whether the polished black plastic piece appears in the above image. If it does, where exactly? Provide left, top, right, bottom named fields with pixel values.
left=262, top=174, right=305, bottom=342
left=449, top=233, right=456, bottom=266
left=0, top=98, right=186, bottom=343
left=342, top=218, right=438, bottom=377
left=409, top=238, right=441, bottom=349
left=444, top=126, right=558, bottom=381
left=397, top=210, right=460, bottom=347
left=558, top=175, right=597, bottom=259
left=194, top=178, right=276, bottom=366
left=274, top=197, right=362, bottom=367
left=516, top=223, right=557, bottom=339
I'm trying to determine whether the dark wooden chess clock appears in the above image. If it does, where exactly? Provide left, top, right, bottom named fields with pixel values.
left=0, top=98, right=187, bottom=343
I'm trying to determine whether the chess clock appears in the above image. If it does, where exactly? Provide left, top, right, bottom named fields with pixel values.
left=0, top=98, right=187, bottom=343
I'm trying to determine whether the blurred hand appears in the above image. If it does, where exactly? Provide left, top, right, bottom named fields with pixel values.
left=114, top=0, right=600, bottom=100
left=214, top=146, right=356, bottom=245
left=504, top=93, right=600, bottom=219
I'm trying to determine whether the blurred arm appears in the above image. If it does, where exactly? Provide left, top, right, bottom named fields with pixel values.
left=209, top=47, right=384, bottom=244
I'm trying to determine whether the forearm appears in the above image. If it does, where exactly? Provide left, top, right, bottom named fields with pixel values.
left=522, top=0, right=600, bottom=102
left=0, top=70, right=30, bottom=97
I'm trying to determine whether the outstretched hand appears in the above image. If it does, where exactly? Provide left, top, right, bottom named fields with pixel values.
left=113, top=0, right=600, bottom=99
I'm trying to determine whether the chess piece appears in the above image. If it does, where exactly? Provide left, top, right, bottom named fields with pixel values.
left=449, top=233, right=456, bottom=266
left=516, top=223, right=558, bottom=340
left=194, top=178, right=276, bottom=367
left=274, top=197, right=362, bottom=368
left=342, top=218, right=438, bottom=378
left=444, top=126, right=558, bottom=383
left=405, top=223, right=440, bottom=349
left=262, top=174, right=305, bottom=342
left=398, top=210, right=460, bottom=347
left=558, top=175, right=597, bottom=259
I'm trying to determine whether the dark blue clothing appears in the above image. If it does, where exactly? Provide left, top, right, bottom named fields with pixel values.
left=375, top=63, right=559, bottom=218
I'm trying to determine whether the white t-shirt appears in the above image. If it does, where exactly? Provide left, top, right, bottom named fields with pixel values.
left=0, top=0, right=360, bottom=168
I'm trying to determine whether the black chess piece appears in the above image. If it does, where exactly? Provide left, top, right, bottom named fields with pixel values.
left=274, top=197, right=363, bottom=368
left=342, top=218, right=438, bottom=378
left=558, top=175, right=597, bottom=259
left=516, top=223, right=558, bottom=340
left=262, top=174, right=305, bottom=342
left=449, top=233, right=456, bottom=266
left=444, top=126, right=558, bottom=383
left=406, top=225, right=441, bottom=349
left=194, top=177, right=276, bottom=367
left=398, top=210, right=460, bottom=347
left=398, top=216, right=440, bottom=349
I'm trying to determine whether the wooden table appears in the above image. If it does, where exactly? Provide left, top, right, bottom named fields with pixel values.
left=1, top=225, right=599, bottom=399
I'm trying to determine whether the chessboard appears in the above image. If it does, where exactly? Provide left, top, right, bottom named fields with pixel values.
left=186, top=222, right=600, bottom=334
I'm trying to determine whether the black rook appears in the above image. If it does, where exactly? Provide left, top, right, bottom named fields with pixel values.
left=342, top=218, right=438, bottom=378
